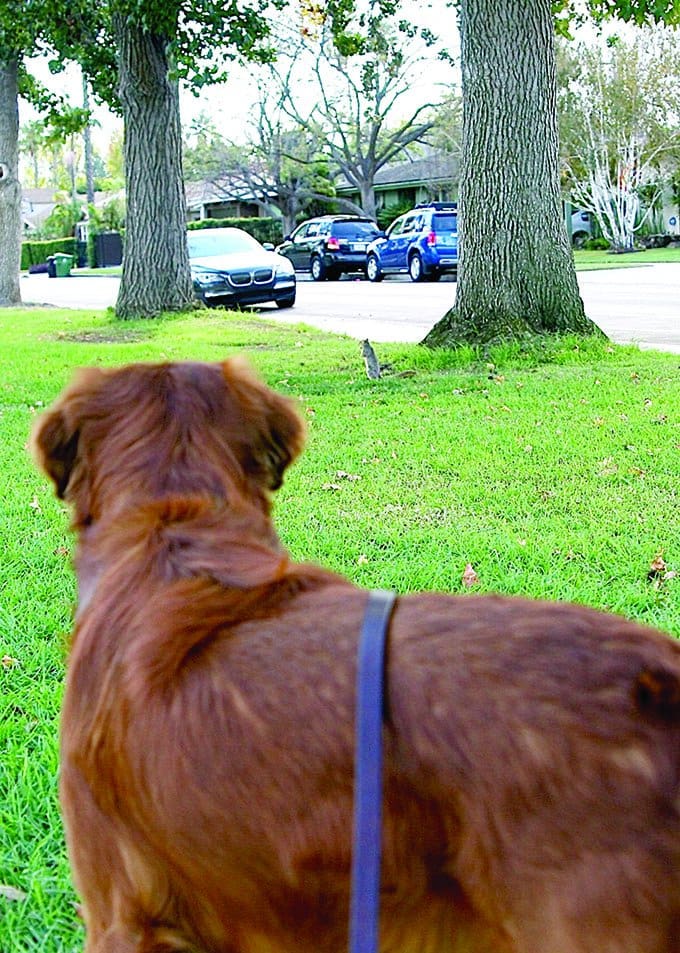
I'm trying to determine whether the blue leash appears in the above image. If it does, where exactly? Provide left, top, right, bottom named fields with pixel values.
left=349, top=589, right=397, bottom=953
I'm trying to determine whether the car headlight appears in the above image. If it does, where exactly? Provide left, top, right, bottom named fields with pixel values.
left=275, top=259, right=295, bottom=278
left=192, top=271, right=226, bottom=288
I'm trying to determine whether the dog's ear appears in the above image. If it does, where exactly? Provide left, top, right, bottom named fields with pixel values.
left=222, top=358, right=306, bottom=491
left=31, top=406, right=81, bottom=499
left=31, top=368, right=108, bottom=501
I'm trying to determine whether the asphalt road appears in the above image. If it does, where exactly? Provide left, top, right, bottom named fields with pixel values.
left=19, top=262, right=680, bottom=353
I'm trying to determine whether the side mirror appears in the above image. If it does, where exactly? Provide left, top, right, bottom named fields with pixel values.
left=262, top=242, right=275, bottom=251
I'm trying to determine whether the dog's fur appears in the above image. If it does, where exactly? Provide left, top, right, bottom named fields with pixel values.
left=33, top=358, right=680, bottom=953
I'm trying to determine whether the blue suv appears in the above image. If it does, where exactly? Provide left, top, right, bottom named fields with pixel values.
left=366, top=203, right=458, bottom=282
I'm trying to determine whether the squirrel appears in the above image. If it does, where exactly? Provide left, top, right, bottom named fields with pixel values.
left=361, top=339, right=382, bottom=379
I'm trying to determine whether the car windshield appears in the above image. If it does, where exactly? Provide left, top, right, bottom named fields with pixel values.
left=433, top=214, right=458, bottom=232
left=333, top=221, right=379, bottom=238
left=187, top=229, right=261, bottom=258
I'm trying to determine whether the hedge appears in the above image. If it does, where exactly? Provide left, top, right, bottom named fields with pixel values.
left=187, top=217, right=284, bottom=246
left=21, top=237, right=77, bottom=271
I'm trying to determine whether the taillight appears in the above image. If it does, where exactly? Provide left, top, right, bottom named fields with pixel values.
left=426, top=231, right=436, bottom=247
left=326, top=236, right=340, bottom=250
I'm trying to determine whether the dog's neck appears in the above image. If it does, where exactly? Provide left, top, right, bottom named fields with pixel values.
left=73, top=493, right=288, bottom=620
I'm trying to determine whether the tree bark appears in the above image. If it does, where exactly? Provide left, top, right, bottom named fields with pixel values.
left=0, top=57, right=22, bottom=307
left=423, top=0, right=603, bottom=348
left=114, top=15, right=195, bottom=319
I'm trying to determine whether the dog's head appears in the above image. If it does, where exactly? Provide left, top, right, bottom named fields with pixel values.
left=32, top=358, right=305, bottom=529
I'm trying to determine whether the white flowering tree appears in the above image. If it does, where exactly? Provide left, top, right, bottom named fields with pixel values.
left=560, top=28, right=680, bottom=251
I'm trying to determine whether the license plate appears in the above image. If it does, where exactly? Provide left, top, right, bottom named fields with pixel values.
left=352, top=242, right=367, bottom=251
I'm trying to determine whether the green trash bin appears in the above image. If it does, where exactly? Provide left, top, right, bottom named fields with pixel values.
left=53, top=253, right=73, bottom=277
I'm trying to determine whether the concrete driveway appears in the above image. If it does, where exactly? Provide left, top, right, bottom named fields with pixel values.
left=19, top=263, right=680, bottom=354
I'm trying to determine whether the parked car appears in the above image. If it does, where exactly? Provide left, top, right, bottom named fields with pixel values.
left=571, top=209, right=593, bottom=248
left=366, top=203, right=458, bottom=282
left=276, top=215, right=383, bottom=280
left=187, top=227, right=296, bottom=309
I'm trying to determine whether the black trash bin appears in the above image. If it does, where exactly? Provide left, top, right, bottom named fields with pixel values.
left=46, top=256, right=57, bottom=278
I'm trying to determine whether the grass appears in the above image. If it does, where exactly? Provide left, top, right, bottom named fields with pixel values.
left=573, top=245, right=680, bottom=270
left=0, top=305, right=678, bottom=951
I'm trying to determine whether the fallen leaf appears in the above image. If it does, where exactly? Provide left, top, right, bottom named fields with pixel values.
left=321, top=483, right=342, bottom=491
left=1, top=655, right=20, bottom=669
left=336, top=470, right=360, bottom=482
left=462, top=563, right=480, bottom=588
left=357, top=554, right=369, bottom=565
left=0, top=885, right=26, bottom=902
left=29, top=495, right=42, bottom=513
left=647, top=553, right=669, bottom=587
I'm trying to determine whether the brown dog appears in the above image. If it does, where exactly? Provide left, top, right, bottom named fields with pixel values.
left=33, top=359, right=680, bottom=953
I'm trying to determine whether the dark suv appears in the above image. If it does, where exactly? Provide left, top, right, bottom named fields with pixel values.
left=366, top=203, right=458, bottom=282
left=276, top=215, right=382, bottom=280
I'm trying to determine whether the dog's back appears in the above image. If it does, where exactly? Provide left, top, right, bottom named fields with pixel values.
left=33, top=359, right=680, bottom=953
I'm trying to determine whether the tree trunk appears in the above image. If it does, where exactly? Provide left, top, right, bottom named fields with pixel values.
left=82, top=74, right=96, bottom=206
left=359, top=178, right=377, bottom=221
left=114, top=15, right=195, bottom=319
left=423, top=0, right=603, bottom=348
left=0, top=57, right=22, bottom=307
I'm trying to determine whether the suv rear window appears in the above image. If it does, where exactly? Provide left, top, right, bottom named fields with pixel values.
left=433, top=214, right=457, bottom=231
left=332, top=221, right=379, bottom=238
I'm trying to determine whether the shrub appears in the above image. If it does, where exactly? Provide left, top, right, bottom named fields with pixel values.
left=582, top=237, right=610, bottom=251
left=377, top=201, right=414, bottom=230
left=187, top=217, right=284, bottom=246
left=20, top=238, right=77, bottom=270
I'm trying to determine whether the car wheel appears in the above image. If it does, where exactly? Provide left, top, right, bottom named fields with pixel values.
left=366, top=254, right=384, bottom=282
left=310, top=257, right=326, bottom=281
left=426, top=269, right=441, bottom=282
left=276, top=293, right=296, bottom=309
left=408, top=253, right=425, bottom=282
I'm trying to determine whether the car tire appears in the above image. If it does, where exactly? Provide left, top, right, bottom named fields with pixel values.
left=276, top=293, right=296, bottom=309
left=426, top=269, right=441, bottom=282
left=366, top=254, right=384, bottom=282
left=408, top=253, right=425, bottom=282
left=310, top=257, right=326, bottom=281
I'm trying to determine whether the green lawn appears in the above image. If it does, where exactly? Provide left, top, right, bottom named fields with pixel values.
left=573, top=245, right=680, bottom=270
left=1, top=306, right=678, bottom=950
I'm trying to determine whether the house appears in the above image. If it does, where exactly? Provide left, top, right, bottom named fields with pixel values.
left=185, top=178, right=266, bottom=221
left=21, top=187, right=60, bottom=231
left=335, top=152, right=460, bottom=215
